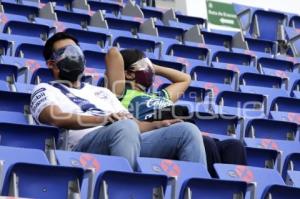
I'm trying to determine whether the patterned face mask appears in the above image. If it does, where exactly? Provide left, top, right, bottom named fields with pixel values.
left=52, top=45, right=86, bottom=82
left=130, top=58, right=155, bottom=89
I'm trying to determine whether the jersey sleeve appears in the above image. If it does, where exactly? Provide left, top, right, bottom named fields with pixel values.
left=157, top=89, right=171, bottom=100
left=30, top=83, right=58, bottom=124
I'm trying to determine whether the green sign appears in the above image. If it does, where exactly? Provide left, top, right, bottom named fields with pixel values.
left=206, top=0, right=240, bottom=28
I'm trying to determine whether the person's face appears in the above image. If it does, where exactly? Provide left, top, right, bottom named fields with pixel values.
left=125, top=58, right=155, bottom=90
left=47, top=39, right=77, bottom=79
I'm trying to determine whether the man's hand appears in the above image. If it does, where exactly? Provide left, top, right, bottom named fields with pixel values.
left=153, top=119, right=183, bottom=129
left=135, top=118, right=183, bottom=133
left=104, top=112, right=134, bottom=124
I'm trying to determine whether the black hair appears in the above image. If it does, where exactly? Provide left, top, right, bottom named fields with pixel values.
left=43, top=32, right=79, bottom=61
left=120, top=49, right=145, bottom=70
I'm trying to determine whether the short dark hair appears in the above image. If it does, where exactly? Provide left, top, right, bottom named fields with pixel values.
left=120, top=49, right=145, bottom=70
left=43, top=32, right=79, bottom=61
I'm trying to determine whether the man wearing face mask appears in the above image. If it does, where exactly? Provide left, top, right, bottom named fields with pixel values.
left=30, top=32, right=207, bottom=170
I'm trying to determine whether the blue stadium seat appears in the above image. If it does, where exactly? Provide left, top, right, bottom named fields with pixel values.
left=257, top=57, right=295, bottom=77
left=150, top=58, right=185, bottom=72
left=56, top=150, right=133, bottom=199
left=214, top=163, right=290, bottom=199
left=212, top=51, right=254, bottom=66
left=244, top=119, right=299, bottom=172
left=55, top=7, right=91, bottom=27
left=214, top=91, right=266, bottom=118
left=1, top=0, right=39, bottom=19
left=0, top=145, right=49, bottom=191
left=244, top=119, right=299, bottom=141
left=34, top=17, right=82, bottom=33
left=283, top=153, right=300, bottom=182
left=284, top=26, right=300, bottom=42
left=0, top=111, right=29, bottom=124
left=157, top=82, right=211, bottom=113
left=192, top=111, right=241, bottom=140
left=2, top=163, right=85, bottom=199
left=244, top=138, right=300, bottom=174
left=288, top=78, right=300, bottom=98
left=0, top=56, right=47, bottom=83
left=233, top=3, right=256, bottom=32
left=56, top=150, right=168, bottom=199
left=137, top=157, right=247, bottom=199
left=239, top=72, right=283, bottom=88
left=88, top=26, right=132, bottom=42
left=0, top=63, right=18, bottom=82
left=14, top=82, right=35, bottom=94
left=270, top=97, right=300, bottom=123
left=113, top=36, right=157, bottom=53
left=79, top=42, right=102, bottom=52
left=138, top=157, right=211, bottom=199
left=287, top=170, right=300, bottom=187
left=156, top=24, right=185, bottom=41
left=192, top=79, right=234, bottom=109
left=246, top=146, right=280, bottom=170
left=211, top=51, right=258, bottom=77
left=0, top=122, right=59, bottom=150
left=56, top=150, right=132, bottom=173
left=179, top=85, right=207, bottom=103
left=190, top=65, right=237, bottom=90
left=141, top=6, right=163, bottom=20
left=167, top=44, right=209, bottom=62
left=0, top=80, right=9, bottom=91
left=88, top=0, right=123, bottom=15
left=30, top=65, right=100, bottom=85
left=0, top=33, right=43, bottom=56
left=162, top=55, right=208, bottom=72
left=85, top=67, right=104, bottom=86
left=244, top=37, right=276, bottom=55
left=40, top=0, right=73, bottom=8
left=232, top=47, right=272, bottom=60
left=105, top=15, right=141, bottom=33
left=83, top=50, right=106, bottom=72
left=137, top=32, right=179, bottom=56
left=30, top=67, right=54, bottom=84
left=284, top=27, right=300, bottom=57
left=94, top=170, right=168, bottom=199
left=166, top=21, right=194, bottom=32
left=0, top=13, right=50, bottom=40
left=0, top=90, right=30, bottom=113
left=239, top=85, right=289, bottom=113
left=0, top=38, right=12, bottom=56
left=261, top=184, right=300, bottom=199
left=275, top=54, right=300, bottom=65
left=176, top=13, right=206, bottom=27
left=15, top=43, right=44, bottom=61
left=179, top=177, right=247, bottom=199
left=249, top=10, right=286, bottom=42
left=289, top=15, right=300, bottom=29
left=65, top=28, right=110, bottom=48
left=201, top=29, right=233, bottom=49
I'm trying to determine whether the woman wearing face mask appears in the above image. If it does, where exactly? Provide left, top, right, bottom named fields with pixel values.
left=105, top=47, right=247, bottom=177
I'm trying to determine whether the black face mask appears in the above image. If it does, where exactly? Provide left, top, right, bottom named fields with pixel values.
left=52, top=45, right=85, bottom=82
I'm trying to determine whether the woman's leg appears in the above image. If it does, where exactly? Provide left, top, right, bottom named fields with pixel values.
left=217, top=139, right=247, bottom=165
left=203, top=136, right=221, bottom=177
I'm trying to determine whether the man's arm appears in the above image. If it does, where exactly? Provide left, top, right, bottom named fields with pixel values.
left=105, top=47, right=126, bottom=97
left=154, top=65, right=191, bottom=102
left=39, top=105, right=131, bottom=130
